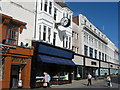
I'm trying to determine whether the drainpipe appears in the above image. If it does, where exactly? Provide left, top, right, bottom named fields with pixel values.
left=34, top=0, right=38, bottom=39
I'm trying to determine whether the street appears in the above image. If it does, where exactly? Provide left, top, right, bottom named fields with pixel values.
left=12, top=75, right=120, bottom=90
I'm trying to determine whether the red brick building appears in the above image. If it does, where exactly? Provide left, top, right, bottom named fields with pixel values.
left=0, top=14, right=34, bottom=89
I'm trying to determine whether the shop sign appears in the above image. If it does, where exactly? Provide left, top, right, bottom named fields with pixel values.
left=12, top=57, right=26, bottom=63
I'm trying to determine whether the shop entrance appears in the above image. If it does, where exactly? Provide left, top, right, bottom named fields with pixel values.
left=10, top=65, right=20, bottom=88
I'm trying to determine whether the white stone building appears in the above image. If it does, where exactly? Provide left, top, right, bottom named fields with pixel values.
left=34, top=0, right=73, bottom=49
left=72, top=14, right=119, bottom=78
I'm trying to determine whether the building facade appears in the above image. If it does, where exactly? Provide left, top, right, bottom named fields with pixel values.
left=0, top=14, right=34, bottom=89
left=1, top=0, right=75, bottom=88
left=72, top=14, right=119, bottom=79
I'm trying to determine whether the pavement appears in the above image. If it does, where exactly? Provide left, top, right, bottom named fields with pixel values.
left=51, top=75, right=119, bottom=88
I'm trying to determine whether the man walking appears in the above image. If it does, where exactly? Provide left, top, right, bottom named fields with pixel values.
left=87, top=73, right=92, bottom=86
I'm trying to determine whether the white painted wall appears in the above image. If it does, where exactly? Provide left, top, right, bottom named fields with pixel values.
left=2, top=0, right=36, bottom=47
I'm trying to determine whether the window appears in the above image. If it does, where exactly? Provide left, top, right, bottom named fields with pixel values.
left=48, top=27, right=51, bottom=42
left=90, top=25, right=92, bottom=28
left=69, top=37, right=71, bottom=49
left=6, top=24, right=18, bottom=45
left=76, top=47, right=79, bottom=53
left=84, top=45, right=88, bottom=56
left=49, top=2, right=52, bottom=14
left=66, top=36, right=68, bottom=48
left=72, top=31, right=74, bottom=37
left=72, top=46, right=74, bottom=51
left=39, top=25, right=41, bottom=40
left=53, top=32, right=56, bottom=45
left=41, top=0, right=42, bottom=10
left=63, top=35, right=65, bottom=47
left=102, top=53, right=104, bottom=61
left=99, top=52, right=101, bottom=60
left=66, top=13, right=68, bottom=18
left=91, top=61, right=96, bottom=65
left=43, top=26, right=46, bottom=41
left=89, top=47, right=93, bottom=58
left=95, top=50, right=97, bottom=59
left=44, top=0, right=47, bottom=12
left=84, top=20, right=86, bottom=25
left=105, top=54, right=107, bottom=61
left=54, top=8, right=57, bottom=20
left=76, top=33, right=78, bottom=39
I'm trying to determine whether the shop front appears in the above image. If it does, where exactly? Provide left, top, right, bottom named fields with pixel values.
left=72, top=54, right=84, bottom=79
left=0, top=44, right=33, bottom=89
left=30, top=41, right=75, bottom=88
left=84, top=58, right=99, bottom=78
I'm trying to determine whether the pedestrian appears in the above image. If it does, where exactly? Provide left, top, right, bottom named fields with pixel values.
left=43, top=72, right=51, bottom=88
left=107, top=75, right=112, bottom=87
left=87, top=73, right=92, bottom=86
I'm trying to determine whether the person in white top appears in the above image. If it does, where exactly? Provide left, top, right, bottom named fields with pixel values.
left=87, top=73, right=92, bottom=86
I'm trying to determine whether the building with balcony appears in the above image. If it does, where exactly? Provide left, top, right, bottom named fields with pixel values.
left=72, top=14, right=119, bottom=79
left=1, top=0, right=75, bottom=88
left=0, top=14, right=34, bottom=89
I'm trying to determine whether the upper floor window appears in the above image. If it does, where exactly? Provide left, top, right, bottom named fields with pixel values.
left=43, top=26, right=46, bottom=41
left=90, top=25, right=92, bottom=28
left=6, top=24, right=19, bottom=45
left=48, top=27, right=51, bottom=42
left=54, top=8, right=57, bottom=20
left=89, top=47, right=93, bottom=58
left=95, top=50, right=97, bottom=59
left=66, top=36, right=68, bottom=48
left=39, top=25, right=41, bottom=40
left=53, top=32, right=57, bottom=45
left=102, top=53, right=104, bottom=61
left=69, top=37, right=71, bottom=49
left=41, top=0, right=42, bottom=10
left=44, top=0, right=48, bottom=12
left=84, top=20, right=86, bottom=25
left=63, top=35, right=65, bottom=47
left=105, top=54, right=107, bottom=61
left=84, top=45, right=88, bottom=56
left=49, top=2, right=52, bottom=14
left=99, top=52, right=101, bottom=60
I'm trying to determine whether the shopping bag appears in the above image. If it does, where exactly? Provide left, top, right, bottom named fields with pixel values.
left=43, top=82, right=47, bottom=86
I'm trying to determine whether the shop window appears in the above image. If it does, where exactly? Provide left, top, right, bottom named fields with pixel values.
left=89, top=47, right=93, bottom=58
left=6, top=23, right=19, bottom=45
left=53, top=32, right=56, bottom=45
left=99, top=52, right=101, bottom=60
left=84, top=45, right=88, bottom=56
left=54, top=8, right=57, bottom=20
left=44, top=0, right=47, bottom=12
left=43, top=26, right=46, bottom=41
left=49, top=2, right=52, bottom=14
left=95, top=50, right=97, bottom=59
left=91, top=61, right=96, bottom=65
left=48, top=27, right=51, bottom=42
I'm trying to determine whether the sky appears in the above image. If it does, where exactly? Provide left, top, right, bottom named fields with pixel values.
left=65, top=2, right=119, bottom=47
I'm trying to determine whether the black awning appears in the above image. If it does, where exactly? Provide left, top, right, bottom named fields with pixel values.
left=38, top=55, right=75, bottom=66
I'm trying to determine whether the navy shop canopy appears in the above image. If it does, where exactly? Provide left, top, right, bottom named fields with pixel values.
left=38, top=55, right=75, bottom=66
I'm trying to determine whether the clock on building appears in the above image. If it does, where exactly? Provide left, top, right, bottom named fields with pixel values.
left=60, top=17, right=70, bottom=27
